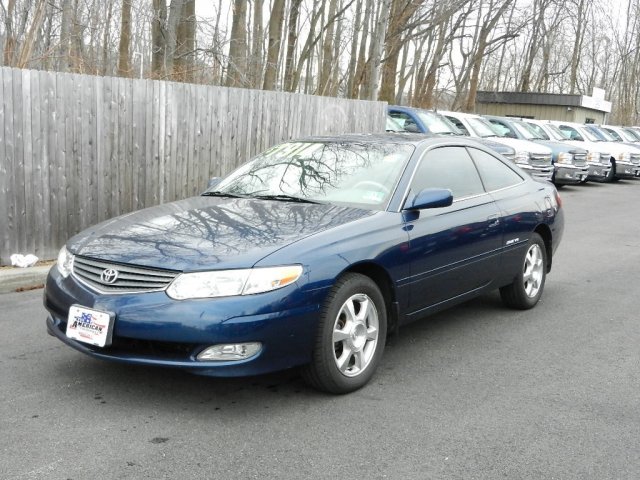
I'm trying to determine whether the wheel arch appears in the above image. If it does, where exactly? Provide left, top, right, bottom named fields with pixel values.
left=534, top=224, right=553, bottom=273
left=343, top=262, right=399, bottom=336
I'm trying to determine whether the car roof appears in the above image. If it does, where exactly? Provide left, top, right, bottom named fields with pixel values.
left=438, top=110, right=482, bottom=119
left=295, top=133, right=498, bottom=150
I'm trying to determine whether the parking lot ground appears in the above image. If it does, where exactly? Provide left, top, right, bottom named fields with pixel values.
left=2, top=179, right=640, bottom=479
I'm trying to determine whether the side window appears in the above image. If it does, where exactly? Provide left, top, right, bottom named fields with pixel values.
left=412, top=147, right=485, bottom=199
left=445, top=116, right=470, bottom=135
left=468, top=148, right=524, bottom=191
left=559, top=125, right=583, bottom=141
left=488, top=120, right=516, bottom=138
left=389, top=112, right=419, bottom=132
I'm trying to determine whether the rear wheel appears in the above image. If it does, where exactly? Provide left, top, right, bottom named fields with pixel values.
left=500, top=233, right=547, bottom=310
left=302, top=273, right=387, bottom=394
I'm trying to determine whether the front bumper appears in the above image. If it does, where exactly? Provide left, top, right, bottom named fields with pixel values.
left=522, top=165, right=554, bottom=181
left=44, top=268, right=325, bottom=377
left=587, top=162, right=611, bottom=181
left=554, top=164, right=590, bottom=185
left=615, top=160, right=637, bottom=179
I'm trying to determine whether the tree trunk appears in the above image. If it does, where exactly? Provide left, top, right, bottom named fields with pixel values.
left=317, top=0, right=338, bottom=95
left=227, top=0, right=248, bottom=87
left=165, top=0, right=185, bottom=76
left=99, top=2, right=113, bottom=74
left=364, top=0, right=392, bottom=100
left=16, top=0, right=47, bottom=68
left=379, top=0, right=423, bottom=104
left=151, top=0, right=167, bottom=77
left=250, top=0, right=264, bottom=88
left=2, top=0, right=16, bottom=66
left=173, top=0, right=196, bottom=81
left=283, top=0, right=303, bottom=91
left=117, top=0, right=133, bottom=77
left=57, top=0, right=74, bottom=71
left=350, top=0, right=371, bottom=98
left=262, top=0, right=285, bottom=90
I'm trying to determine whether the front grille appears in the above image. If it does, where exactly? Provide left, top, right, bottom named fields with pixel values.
left=573, top=153, right=587, bottom=167
left=631, top=153, right=640, bottom=165
left=600, top=153, right=611, bottom=165
left=72, top=256, right=179, bottom=294
left=529, top=153, right=552, bottom=167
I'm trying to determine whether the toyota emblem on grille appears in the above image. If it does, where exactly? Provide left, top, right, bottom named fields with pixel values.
left=101, top=268, right=119, bottom=284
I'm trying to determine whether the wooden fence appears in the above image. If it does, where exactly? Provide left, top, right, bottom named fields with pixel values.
left=0, top=67, right=386, bottom=265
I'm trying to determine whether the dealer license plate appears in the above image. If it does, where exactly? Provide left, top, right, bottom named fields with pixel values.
left=66, top=305, right=115, bottom=347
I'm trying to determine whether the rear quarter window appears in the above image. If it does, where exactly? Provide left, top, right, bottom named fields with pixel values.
left=467, top=148, right=524, bottom=192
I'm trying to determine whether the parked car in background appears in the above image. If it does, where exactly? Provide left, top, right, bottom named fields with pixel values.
left=594, top=125, right=640, bottom=177
left=439, top=110, right=554, bottom=181
left=482, top=115, right=588, bottom=186
left=386, top=115, right=404, bottom=132
left=522, top=119, right=607, bottom=184
left=44, top=134, right=564, bottom=394
left=387, top=106, right=518, bottom=170
left=620, top=127, right=640, bottom=143
left=553, top=121, right=635, bottom=182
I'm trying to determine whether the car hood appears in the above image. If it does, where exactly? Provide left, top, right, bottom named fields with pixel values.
left=594, top=141, right=632, bottom=156
left=487, top=137, right=552, bottom=155
left=561, top=139, right=610, bottom=154
left=533, top=140, right=586, bottom=154
left=67, top=196, right=374, bottom=271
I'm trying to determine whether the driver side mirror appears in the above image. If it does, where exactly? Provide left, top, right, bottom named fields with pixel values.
left=404, top=188, right=453, bottom=210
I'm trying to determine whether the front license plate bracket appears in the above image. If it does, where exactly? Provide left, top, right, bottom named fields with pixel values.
left=66, top=305, right=115, bottom=348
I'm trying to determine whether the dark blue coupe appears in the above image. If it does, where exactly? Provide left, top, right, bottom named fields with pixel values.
left=44, top=135, right=564, bottom=393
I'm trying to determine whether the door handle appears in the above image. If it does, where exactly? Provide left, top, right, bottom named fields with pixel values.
left=487, top=214, right=500, bottom=228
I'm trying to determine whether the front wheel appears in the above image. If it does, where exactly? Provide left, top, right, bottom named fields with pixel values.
left=603, top=160, right=616, bottom=183
left=500, top=233, right=547, bottom=310
left=302, top=273, right=387, bottom=394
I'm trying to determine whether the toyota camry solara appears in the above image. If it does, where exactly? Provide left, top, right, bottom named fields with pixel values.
left=44, top=134, right=564, bottom=393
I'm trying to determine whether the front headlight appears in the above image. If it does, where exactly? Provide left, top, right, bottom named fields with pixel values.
left=586, top=151, right=599, bottom=163
left=515, top=151, right=530, bottom=165
left=556, top=152, right=573, bottom=165
left=57, top=246, right=74, bottom=278
left=166, top=265, right=303, bottom=300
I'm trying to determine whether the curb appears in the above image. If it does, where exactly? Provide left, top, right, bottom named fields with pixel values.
left=0, top=266, right=51, bottom=294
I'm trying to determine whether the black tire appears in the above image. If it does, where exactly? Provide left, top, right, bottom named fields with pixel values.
left=302, top=273, right=387, bottom=394
left=500, top=233, right=547, bottom=310
left=603, top=160, right=616, bottom=183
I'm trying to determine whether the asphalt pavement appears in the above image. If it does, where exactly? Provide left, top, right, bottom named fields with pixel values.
left=1, top=180, right=639, bottom=479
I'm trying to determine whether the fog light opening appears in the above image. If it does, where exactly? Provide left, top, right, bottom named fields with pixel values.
left=196, top=342, right=262, bottom=361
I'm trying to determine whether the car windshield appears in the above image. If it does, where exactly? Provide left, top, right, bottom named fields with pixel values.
left=210, top=141, right=414, bottom=210
left=512, top=121, right=541, bottom=140
left=604, top=128, right=624, bottom=142
left=623, top=128, right=640, bottom=141
left=541, top=123, right=567, bottom=141
left=588, top=126, right=615, bottom=141
left=576, top=126, right=601, bottom=142
left=467, top=117, right=501, bottom=137
left=416, top=111, right=459, bottom=135
left=525, top=122, right=551, bottom=140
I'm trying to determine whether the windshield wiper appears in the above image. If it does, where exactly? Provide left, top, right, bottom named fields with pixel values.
left=252, top=194, right=321, bottom=204
left=201, top=191, right=246, bottom=198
